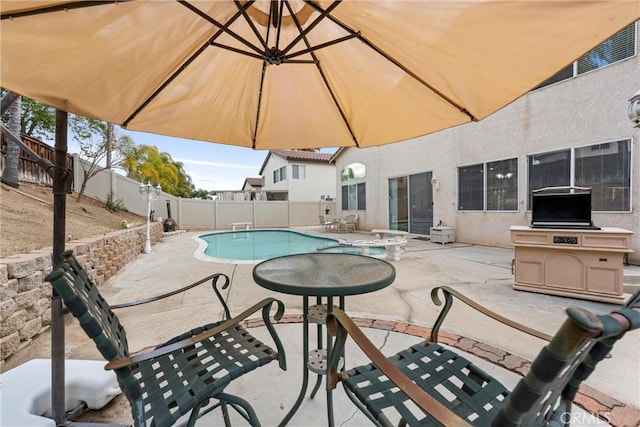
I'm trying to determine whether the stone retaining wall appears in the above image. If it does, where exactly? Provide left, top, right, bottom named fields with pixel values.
left=0, top=223, right=163, bottom=363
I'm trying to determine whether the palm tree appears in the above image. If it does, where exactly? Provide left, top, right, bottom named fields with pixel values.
left=123, top=144, right=195, bottom=197
left=1, top=91, right=21, bottom=188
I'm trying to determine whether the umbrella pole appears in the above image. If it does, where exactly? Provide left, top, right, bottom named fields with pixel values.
left=52, top=109, right=68, bottom=426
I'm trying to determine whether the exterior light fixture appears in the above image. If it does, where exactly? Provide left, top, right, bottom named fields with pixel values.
left=139, top=182, right=162, bottom=253
left=431, top=178, right=440, bottom=190
left=628, top=89, right=640, bottom=128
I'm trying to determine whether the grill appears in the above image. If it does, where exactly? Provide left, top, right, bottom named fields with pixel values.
left=531, top=187, right=600, bottom=230
left=163, top=200, right=177, bottom=232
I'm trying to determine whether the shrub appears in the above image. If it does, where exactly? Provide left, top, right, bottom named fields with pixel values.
left=103, top=192, right=127, bottom=213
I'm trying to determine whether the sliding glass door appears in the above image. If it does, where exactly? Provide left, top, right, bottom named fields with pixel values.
left=389, top=172, right=433, bottom=234
left=389, top=177, right=409, bottom=231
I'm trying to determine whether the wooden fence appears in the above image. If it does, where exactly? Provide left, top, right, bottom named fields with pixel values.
left=0, top=133, right=74, bottom=186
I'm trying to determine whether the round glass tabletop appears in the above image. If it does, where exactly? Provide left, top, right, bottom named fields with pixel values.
left=253, top=253, right=396, bottom=296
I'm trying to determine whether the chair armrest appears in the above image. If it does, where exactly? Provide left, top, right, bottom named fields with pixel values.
left=429, top=286, right=553, bottom=343
left=61, top=251, right=233, bottom=317
left=109, top=272, right=232, bottom=318
left=105, top=297, right=287, bottom=370
left=326, top=309, right=470, bottom=427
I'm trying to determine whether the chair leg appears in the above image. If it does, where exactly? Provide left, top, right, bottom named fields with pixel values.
left=221, top=401, right=232, bottom=427
left=217, top=392, right=262, bottom=427
left=186, top=404, right=201, bottom=427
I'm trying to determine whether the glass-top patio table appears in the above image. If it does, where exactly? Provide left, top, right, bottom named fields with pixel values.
left=253, top=253, right=396, bottom=427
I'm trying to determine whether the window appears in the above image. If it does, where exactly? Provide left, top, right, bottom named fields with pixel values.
left=528, top=150, right=571, bottom=208
left=536, top=23, right=636, bottom=89
left=528, top=140, right=631, bottom=211
left=341, top=183, right=366, bottom=210
left=341, top=163, right=366, bottom=181
left=292, top=164, right=306, bottom=179
left=273, top=166, right=286, bottom=183
left=458, top=159, right=518, bottom=211
left=487, top=159, right=518, bottom=210
left=458, top=164, right=484, bottom=210
left=575, top=140, right=631, bottom=211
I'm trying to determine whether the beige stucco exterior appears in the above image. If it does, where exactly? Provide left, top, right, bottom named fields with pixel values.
left=334, top=33, right=639, bottom=264
left=260, top=152, right=337, bottom=202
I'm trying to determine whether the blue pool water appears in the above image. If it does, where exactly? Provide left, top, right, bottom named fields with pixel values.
left=198, top=230, right=384, bottom=261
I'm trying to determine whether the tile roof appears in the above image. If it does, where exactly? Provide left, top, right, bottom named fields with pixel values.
left=244, top=177, right=262, bottom=187
left=270, top=149, right=333, bottom=162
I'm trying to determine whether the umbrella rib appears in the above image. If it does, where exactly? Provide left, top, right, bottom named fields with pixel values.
left=283, top=0, right=360, bottom=147
left=0, top=0, right=121, bottom=20
left=123, top=1, right=259, bottom=127
left=270, top=0, right=279, bottom=28
left=233, top=0, right=269, bottom=50
left=210, top=42, right=265, bottom=60
left=285, top=33, right=357, bottom=60
left=179, top=0, right=264, bottom=57
left=252, top=61, right=269, bottom=148
left=306, top=2, right=478, bottom=122
left=280, top=0, right=342, bottom=56
left=274, top=0, right=285, bottom=51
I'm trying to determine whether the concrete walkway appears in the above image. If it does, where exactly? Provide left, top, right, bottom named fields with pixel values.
left=4, top=228, right=639, bottom=426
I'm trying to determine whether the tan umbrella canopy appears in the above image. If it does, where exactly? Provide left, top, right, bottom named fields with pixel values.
left=1, top=0, right=638, bottom=150
left=1, top=2, right=639, bottom=426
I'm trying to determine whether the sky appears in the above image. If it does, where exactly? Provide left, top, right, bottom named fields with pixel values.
left=65, top=128, right=337, bottom=192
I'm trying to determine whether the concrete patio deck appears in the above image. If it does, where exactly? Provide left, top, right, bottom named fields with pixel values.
left=3, top=228, right=639, bottom=426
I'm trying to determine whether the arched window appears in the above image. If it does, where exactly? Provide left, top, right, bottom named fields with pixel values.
left=341, top=163, right=366, bottom=181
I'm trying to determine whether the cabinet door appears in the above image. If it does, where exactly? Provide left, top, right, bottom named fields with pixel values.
left=544, top=252, right=585, bottom=291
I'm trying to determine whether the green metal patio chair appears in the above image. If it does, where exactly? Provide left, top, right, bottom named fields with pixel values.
left=327, top=286, right=639, bottom=427
left=45, top=250, right=287, bottom=427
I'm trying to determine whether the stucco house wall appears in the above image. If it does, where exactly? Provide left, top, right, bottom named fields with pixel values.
left=261, top=153, right=290, bottom=193
left=260, top=151, right=336, bottom=201
left=287, top=162, right=336, bottom=201
left=334, top=35, right=639, bottom=263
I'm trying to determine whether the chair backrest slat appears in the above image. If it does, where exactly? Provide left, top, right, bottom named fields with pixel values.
left=46, top=251, right=129, bottom=362
left=492, top=291, right=640, bottom=426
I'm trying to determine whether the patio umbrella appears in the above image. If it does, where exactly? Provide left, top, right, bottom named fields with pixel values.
left=1, top=1, right=638, bottom=425
left=1, top=1, right=638, bottom=150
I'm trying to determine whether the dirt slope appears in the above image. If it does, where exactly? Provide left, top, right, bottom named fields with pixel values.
left=0, top=182, right=145, bottom=258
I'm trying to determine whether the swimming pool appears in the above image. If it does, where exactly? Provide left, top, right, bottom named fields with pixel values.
left=194, top=229, right=384, bottom=263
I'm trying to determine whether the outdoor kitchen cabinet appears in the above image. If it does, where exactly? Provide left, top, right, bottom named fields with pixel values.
left=510, top=226, right=633, bottom=304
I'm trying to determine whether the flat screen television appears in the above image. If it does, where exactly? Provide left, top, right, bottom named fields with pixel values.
left=531, top=191, right=599, bottom=229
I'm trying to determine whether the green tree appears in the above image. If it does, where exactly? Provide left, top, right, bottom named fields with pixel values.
left=190, top=189, right=211, bottom=199
left=1, top=91, right=21, bottom=187
left=1, top=90, right=57, bottom=188
left=1, top=89, right=57, bottom=139
left=122, top=144, right=195, bottom=198
left=70, top=116, right=132, bottom=201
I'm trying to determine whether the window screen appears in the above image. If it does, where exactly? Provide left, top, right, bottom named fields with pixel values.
left=458, top=164, right=484, bottom=210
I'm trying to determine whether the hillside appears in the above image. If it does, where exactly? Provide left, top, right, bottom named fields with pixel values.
left=0, top=182, right=145, bottom=258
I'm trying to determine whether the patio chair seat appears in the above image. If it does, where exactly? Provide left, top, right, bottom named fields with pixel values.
left=339, top=214, right=358, bottom=232
left=327, top=286, right=640, bottom=427
left=45, top=250, right=287, bottom=427
left=341, top=341, right=509, bottom=426
left=319, top=215, right=337, bottom=231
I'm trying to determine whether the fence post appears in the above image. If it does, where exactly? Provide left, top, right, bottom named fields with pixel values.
left=252, top=199, right=257, bottom=228
left=177, top=197, right=182, bottom=228
left=110, top=169, right=117, bottom=198
left=214, top=199, right=219, bottom=230
left=72, top=153, right=83, bottom=191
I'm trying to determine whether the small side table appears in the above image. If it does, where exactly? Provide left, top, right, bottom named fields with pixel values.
left=253, top=253, right=396, bottom=427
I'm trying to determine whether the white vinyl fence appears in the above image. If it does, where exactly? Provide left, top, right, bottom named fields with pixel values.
left=73, top=155, right=336, bottom=230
